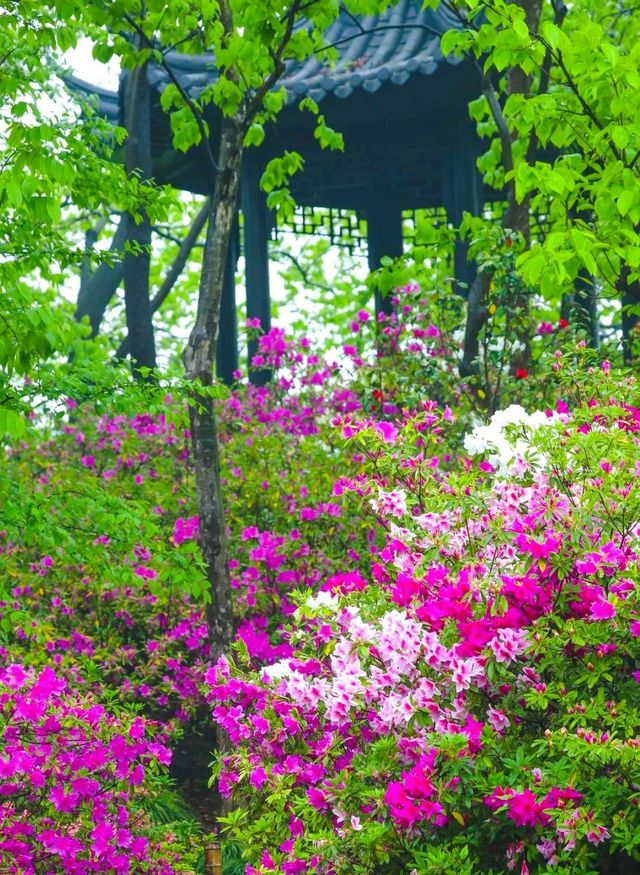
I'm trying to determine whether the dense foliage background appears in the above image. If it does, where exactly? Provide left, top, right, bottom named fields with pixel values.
left=1, top=0, right=640, bottom=873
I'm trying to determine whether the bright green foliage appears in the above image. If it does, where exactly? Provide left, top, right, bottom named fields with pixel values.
left=0, top=2, right=175, bottom=436
left=428, top=0, right=640, bottom=302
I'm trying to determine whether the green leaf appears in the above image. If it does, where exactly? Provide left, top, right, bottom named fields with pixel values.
left=244, top=123, right=265, bottom=148
left=0, top=408, right=26, bottom=439
left=92, top=42, right=115, bottom=63
left=617, top=189, right=635, bottom=217
left=512, top=18, right=529, bottom=41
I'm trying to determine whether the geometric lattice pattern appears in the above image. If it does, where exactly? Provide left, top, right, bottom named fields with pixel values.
left=274, top=206, right=461, bottom=258
left=403, top=206, right=450, bottom=245
left=272, top=206, right=368, bottom=253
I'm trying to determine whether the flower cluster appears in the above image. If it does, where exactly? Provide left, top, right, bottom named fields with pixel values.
left=0, top=664, right=180, bottom=874
left=3, top=294, right=639, bottom=874
left=208, top=385, right=640, bottom=875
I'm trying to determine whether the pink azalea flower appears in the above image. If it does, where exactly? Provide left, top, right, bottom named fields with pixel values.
left=590, top=596, right=616, bottom=621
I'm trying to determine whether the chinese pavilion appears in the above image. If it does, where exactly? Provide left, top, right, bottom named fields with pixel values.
left=71, top=0, right=486, bottom=383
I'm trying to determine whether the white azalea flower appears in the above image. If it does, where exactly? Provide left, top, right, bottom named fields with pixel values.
left=464, top=405, right=559, bottom=477
left=262, top=660, right=293, bottom=681
left=305, top=591, right=339, bottom=611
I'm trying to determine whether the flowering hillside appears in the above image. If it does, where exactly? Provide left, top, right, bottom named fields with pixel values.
left=1, top=302, right=639, bottom=874
left=208, top=363, right=640, bottom=875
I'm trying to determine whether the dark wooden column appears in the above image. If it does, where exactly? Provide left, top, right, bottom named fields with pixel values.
left=367, top=204, right=404, bottom=315
left=441, top=118, right=484, bottom=295
left=216, top=218, right=239, bottom=385
left=241, top=157, right=271, bottom=386
left=122, top=63, right=156, bottom=372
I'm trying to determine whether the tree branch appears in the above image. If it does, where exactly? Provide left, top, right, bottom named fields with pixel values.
left=483, top=77, right=514, bottom=175
left=553, top=48, right=622, bottom=161
left=152, top=224, right=204, bottom=247
left=246, top=0, right=306, bottom=120
left=271, top=247, right=333, bottom=293
left=75, top=214, right=128, bottom=336
left=318, top=21, right=446, bottom=55
left=123, top=13, right=220, bottom=176
left=526, top=0, right=568, bottom=164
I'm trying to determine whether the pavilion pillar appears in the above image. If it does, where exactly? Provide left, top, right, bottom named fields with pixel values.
left=241, top=156, right=271, bottom=386
left=367, top=204, right=404, bottom=316
left=216, top=218, right=239, bottom=385
left=442, top=119, right=484, bottom=295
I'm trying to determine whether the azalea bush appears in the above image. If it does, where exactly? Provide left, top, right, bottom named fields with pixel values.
left=0, top=663, right=197, bottom=874
left=340, top=274, right=579, bottom=426
left=0, top=318, right=388, bottom=867
left=4, top=291, right=638, bottom=874
left=220, top=324, right=371, bottom=658
left=0, top=325, right=374, bottom=681
left=208, top=358, right=640, bottom=875
left=0, top=400, right=212, bottom=735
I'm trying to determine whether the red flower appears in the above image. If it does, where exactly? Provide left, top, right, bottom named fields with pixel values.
left=515, top=368, right=529, bottom=379
left=558, top=318, right=569, bottom=329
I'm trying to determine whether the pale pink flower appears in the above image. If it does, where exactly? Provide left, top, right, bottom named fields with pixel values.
left=489, top=628, right=528, bottom=665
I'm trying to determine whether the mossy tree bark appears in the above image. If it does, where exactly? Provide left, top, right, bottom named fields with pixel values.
left=182, top=115, right=246, bottom=660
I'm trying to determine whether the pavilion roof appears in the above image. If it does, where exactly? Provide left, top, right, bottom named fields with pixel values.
left=69, top=1, right=463, bottom=120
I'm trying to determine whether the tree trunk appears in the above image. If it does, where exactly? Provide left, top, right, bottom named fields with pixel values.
left=75, top=214, right=127, bottom=336
left=122, top=62, right=156, bottom=374
left=459, top=0, right=543, bottom=386
left=460, top=271, right=491, bottom=378
left=459, top=172, right=532, bottom=382
left=183, top=114, right=245, bottom=660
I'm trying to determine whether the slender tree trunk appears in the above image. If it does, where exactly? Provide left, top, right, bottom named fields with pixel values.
left=460, top=164, right=533, bottom=381
left=115, top=198, right=210, bottom=360
left=460, top=271, right=492, bottom=378
left=460, top=0, right=543, bottom=384
left=122, top=61, right=156, bottom=374
left=183, top=114, right=245, bottom=660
